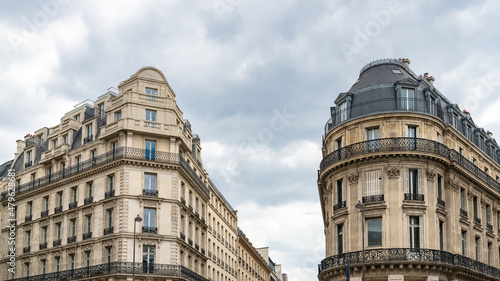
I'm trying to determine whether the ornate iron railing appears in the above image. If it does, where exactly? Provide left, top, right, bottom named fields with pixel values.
left=437, top=198, right=445, bottom=208
left=318, top=248, right=500, bottom=279
left=362, top=194, right=384, bottom=203
left=41, top=210, right=49, bottom=217
left=333, top=201, right=346, bottom=211
left=69, top=201, right=77, bottom=210
left=68, top=236, right=76, bottom=243
left=84, top=196, right=93, bottom=205
left=404, top=193, right=424, bottom=201
left=142, top=226, right=157, bottom=234
left=188, top=238, right=193, bottom=246
left=474, top=217, right=482, bottom=226
left=104, top=227, right=114, bottom=235
left=39, top=242, right=47, bottom=250
left=23, top=246, right=30, bottom=253
left=180, top=232, right=185, bottom=240
left=460, top=208, right=468, bottom=218
left=25, top=215, right=32, bottom=222
left=53, top=239, right=61, bottom=247
left=487, top=223, right=493, bottom=232
left=54, top=206, right=63, bottom=214
left=319, top=138, right=500, bottom=194
left=142, top=189, right=158, bottom=197
left=83, top=232, right=92, bottom=240
left=8, top=262, right=208, bottom=281
left=181, top=197, right=186, bottom=205
left=105, top=190, right=115, bottom=199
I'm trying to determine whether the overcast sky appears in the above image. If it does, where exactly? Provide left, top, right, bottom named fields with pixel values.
left=1, top=1, right=500, bottom=280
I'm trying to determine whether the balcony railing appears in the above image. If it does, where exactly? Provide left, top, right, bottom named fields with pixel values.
left=23, top=246, right=30, bottom=253
left=437, top=198, right=446, bottom=208
left=474, top=217, right=482, bottom=226
left=25, top=161, right=33, bottom=168
left=41, top=210, right=49, bottom=217
left=83, top=135, right=94, bottom=144
left=333, top=201, right=346, bottom=211
left=39, top=242, right=47, bottom=250
left=142, top=226, right=157, bottom=234
left=143, top=189, right=158, bottom=197
left=105, top=190, right=115, bottom=199
left=188, top=238, right=193, bottom=246
left=25, top=215, right=32, bottom=222
left=362, top=194, right=384, bottom=203
left=180, top=232, right=185, bottom=240
left=54, top=206, right=63, bottom=214
left=319, top=138, right=500, bottom=195
left=83, top=232, right=92, bottom=240
left=84, top=196, right=93, bottom=205
left=1, top=147, right=181, bottom=202
left=69, top=201, right=78, bottom=210
left=7, top=262, right=209, bottom=281
left=181, top=197, right=186, bottom=205
left=318, top=248, right=500, bottom=280
left=404, top=193, right=424, bottom=201
left=486, top=223, right=493, bottom=232
left=201, top=248, right=205, bottom=255
left=68, top=236, right=76, bottom=243
left=460, top=208, right=468, bottom=218
left=195, top=243, right=199, bottom=251
left=53, top=239, right=61, bottom=247
left=104, top=227, right=114, bottom=235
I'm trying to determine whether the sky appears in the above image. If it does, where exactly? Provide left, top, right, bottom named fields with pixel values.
left=1, top=1, right=500, bottom=280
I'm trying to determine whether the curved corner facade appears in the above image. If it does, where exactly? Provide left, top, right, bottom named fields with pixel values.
left=318, top=58, right=500, bottom=281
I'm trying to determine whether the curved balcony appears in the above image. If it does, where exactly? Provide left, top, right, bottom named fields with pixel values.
left=318, top=248, right=500, bottom=280
left=319, top=138, right=500, bottom=194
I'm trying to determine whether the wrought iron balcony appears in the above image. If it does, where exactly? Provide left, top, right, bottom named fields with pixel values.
left=69, top=201, right=78, bottom=209
left=54, top=206, right=63, bottom=214
left=486, top=223, right=493, bottom=232
left=68, top=236, right=76, bottom=243
left=142, top=226, right=157, bottom=234
left=362, top=194, right=384, bottom=203
left=437, top=198, right=446, bottom=208
left=181, top=197, right=186, bottom=205
left=404, top=193, right=424, bottom=201
left=195, top=211, right=199, bottom=218
left=25, top=215, right=32, bottom=222
left=25, top=161, right=33, bottom=168
left=333, top=201, right=346, bottom=211
left=142, top=189, right=158, bottom=197
left=83, top=232, right=92, bottom=240
left=189, top=205, right=193, bottom=212
left=41, top=210, right=49, bottom=217
left=318, top=248, right=500, bottom=280
left=104, top=227, right=114, bottom=235
left=188, top=238, right=193, bottom=246
left=53, top=239, right=61, bottom=247
left=105, top=190, right=115, bottom=199
left=83, top=135, right=94, bottom=144
left=84, top=196, right=93, bottom=205
left=195, top=243, right=199, bottom=251
left=23, top=246, right=30, bottom=253
left=180, top=232, right=185, bottom=240
left=7, top=262, right=209, bottom=281
left=201, top=248, right=205, bottom=255
left=474, top=217, right=482, bottom=226
left=201, top=217, right=205, bottom=224
left=39, top=242, right=47, bottom=250
left=460, top=208, right=468, bottom=218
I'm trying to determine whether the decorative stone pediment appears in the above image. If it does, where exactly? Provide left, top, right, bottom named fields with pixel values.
left=387, top=167, right=400, bottom=178
left=426, top=169, right=436, bottom=181
left=348, top=173, right=359, bottom=183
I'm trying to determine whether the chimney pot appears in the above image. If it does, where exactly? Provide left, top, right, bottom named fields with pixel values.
left=402, top=58, right=410, bottom=68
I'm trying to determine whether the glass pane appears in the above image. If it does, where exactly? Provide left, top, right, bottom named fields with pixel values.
left=367, top=218, right=382, bottom=247
left=150, top=209, right=156, bottom=227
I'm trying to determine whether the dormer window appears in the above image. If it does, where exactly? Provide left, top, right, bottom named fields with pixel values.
left=400, top=88, right=415, bottom=110
left=75, top=114, right=80, bottom=122
left=63, top=135, right=68, bottom=144
left=338, top=102, right=347, bottom=122
left=391, top=69, right=402, bottom=75
left=52, top=139, right=58, bottom=148
left=146, top=88, right=157, bottom=95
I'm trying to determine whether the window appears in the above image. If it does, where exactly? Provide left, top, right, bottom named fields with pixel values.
left=63, top=135, right=68, bottom=144
left=146, top=109, right=157, bottom=122
left=430, top=96, right=437, bottom=115
left=408, top=216, right=420, bottom=249
left=52, top=139, right=58, bottom=148
left=25, top=263, right=29, bottom=277
left=336, top=179, right=343, bottom=204
left=366, top=127, right=380, bottom=151
left=143, top=245, right=156, bottom=273
left=106, top=247, right=112, bottom=264
left=144, top=208, right=156, bottom=228
left=338, top=101, right=347, bottom=122
left=75, top=114, right=80, bottom=122
left=460, top=188, right=467, bottom=209
left=27, top=201, right=32, bottom=216
left=107, top=209, right=113, bottom=228
left=70, top=254, right=75, bottom=270
left=144, top=173, right=157, bottom=191
left=366, top=218, right=382, bottom=247
left=436, top=132, right=442, bottom=143
left=437, top=175, right=443, bottom=201
left=41, top=260, right=46, bottom=275
left=55, top=257, right=60, bottom=272
left=473, top=157, right=477, bottom=166
left=114, top=111, right=121, bottom=121
left=86, top=124, right=93, bottom=138
left=87, top=182, right=93, bottom=197
left=391, top=69, right=402, bottom=75
left=407, top=126, right=417, bottom=138
left=407, top=169, right=419, bottom=195
left=86, top=215, right=92, bottom=233
left=365, top=170, right=381, bottom=196
left=85, top=251, right=91, bottom=267
left=108, top=174, right=115, bottom=192
left=111, top=142, right=118, bottom=158
left=400, top=88, right=415, bottom=110
left=26, top=230, right=31, bottom=247
left=485, top=167, right=489, bottom=174
left=71, top=219, right=76, bottom=236
left=461, top=230, right=467, bottom=256
left=337, top=223, right=344, bottom=254
left=498, top=211, right=500, bottom=232
left=42, top=227, right=47, bottom=243
left=475, top=236, right=481, bottom=261
left=72, top=187, right=77, bottom=203
left=452, top=112, right=459, bottom=128
left=44, top=196, right=49, bottom=211
left=488, top=242, right=492, bottom=265
left=56, top=223, right=61, bottom=240
left=439, top=221, right=444, bottom=250
left=27, top=150, right=33, bottom=163
left=145, top=140, right=156, bottom=160
left=146, top=87, right=157, bottom=95
left=473, top=196, right=479, bottom=219
left=58, top=191, right=63, bottom=207
left=459, top=147, right=464, bottom=155
left=486, top=204, right=491, bottom=225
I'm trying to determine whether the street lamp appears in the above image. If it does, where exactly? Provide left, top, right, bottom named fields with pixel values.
left=133, top=214, right=142, bottom=281
left=355, top=201, right=365, bottom=281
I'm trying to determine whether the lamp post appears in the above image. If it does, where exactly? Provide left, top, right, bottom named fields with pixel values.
left=355, top=201, right=365, bottom=281
left=133, top=214, right=142, bottom=281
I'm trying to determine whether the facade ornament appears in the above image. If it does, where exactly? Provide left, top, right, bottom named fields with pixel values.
left=445, top=179, right=459, bottom=191
left=322, top=194, right=329, bottom=206
left=387, top=167, right=400, bottom=178
left=347, top=173, right=359, bottom=183
left=425, top=169, right=436, bottom=181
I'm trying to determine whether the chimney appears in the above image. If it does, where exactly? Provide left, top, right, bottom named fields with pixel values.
left=15, top=139, right=26, bottom=158
left=487, top=131, right=493, bottom=138
left=425, top=75, right=435, bottom=85
left=463, top=109, right=470, bottom=118
left=402, top=58, right=410, bottom=68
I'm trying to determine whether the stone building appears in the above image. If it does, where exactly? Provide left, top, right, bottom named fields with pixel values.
left=0, top=67, right=275, bottom=281
left=317, top=59, right=500, bottom=281
left=237, top=228, right=272, bottom=281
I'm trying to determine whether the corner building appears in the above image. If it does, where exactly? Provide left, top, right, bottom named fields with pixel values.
left=317, top=59, right=500, bottom=281
left=0, top=67, right=239, bottom=281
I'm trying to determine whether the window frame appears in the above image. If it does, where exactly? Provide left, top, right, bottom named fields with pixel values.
left=366, top=217, right=382, bottom=247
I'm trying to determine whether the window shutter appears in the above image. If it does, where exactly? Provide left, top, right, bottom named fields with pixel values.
left=376, top=170, right=381, bottom=195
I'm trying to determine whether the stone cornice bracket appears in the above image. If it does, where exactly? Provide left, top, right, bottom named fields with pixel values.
left=426, top=169, right=436, bottom=181
left=387, top=167, right=400, bottom=178
left=445, top=179, right=459, bottom=191
left=347, top=173, right=359, bottom=184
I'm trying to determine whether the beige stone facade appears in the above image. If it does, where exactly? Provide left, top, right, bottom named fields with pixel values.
left=318, top=59, right=500, bottom=281
left=0, top=67, right=285, bottom=281
left=237, top=229, right=271, bottom=281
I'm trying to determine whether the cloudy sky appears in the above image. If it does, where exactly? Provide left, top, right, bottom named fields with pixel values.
left=1, top=1, right=500, bottom=280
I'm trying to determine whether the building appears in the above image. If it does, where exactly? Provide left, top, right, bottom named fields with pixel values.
left=256, top=247, right=286, bottom=281
left=0, top=66, right=274, bottom=281
left=317, top=59, right=500, bottom=281
left=237, top=228, right=272, bottom=281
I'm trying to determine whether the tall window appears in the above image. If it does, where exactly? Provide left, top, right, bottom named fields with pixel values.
left=460, top=188, right=467, bottom=209
left=336, top=179, right=343, bottom=204
left=367, top=127, right=380, bottom=140
left=58, top=192, right=63, bottom=207
left=106, top=247, right=113, bottom=264
left=108, top=174, right=114, bottom=192
left=439, top=221, right=444, bottom=250
left=72, top=187, right=77, bottom=203
left=71, top=219, right=76, bottom=236
left=461, top=231, right=467, bottom=256
left=488, top=242, right=493, bottom=265
left=144, top=208, right=156, bottom=228
left=87, top=182, right=93, bottom=198
left=337, top=223, right=344, bottom=254
left=143, top=245, right=156, bottom=273
left=475, top=236, right=481, bottom=261
left=85, top=251, right=91, bottom=267
left=63, top=134, right=68, bottom=144
left=336, top=137, right=342, bottom=150
left=407, top=169, right=419, bottom=195
left=486, top=204, right=491, bottom=225
left=44, top=196, right=49, bottom=211
left=55, top=257, right=60, bottom=272
left=27, top=201, right=32, bottom=216
left=25, top=263, right=29, bottom=277
left=70, top=254, right=75, bottom=270
left=338, top=101, right=347, bottom=122
left=111, top=141, right=118, bottom=158
left=365, top=170, right=381, bottom=197
left=408, top=216, right=420, bottom=249
left=430, top=96, right=437, bottom=115
left=366, top=218, right=382, bottom=247
left=114, top=111, right=121, bottom=121
left=400, top=88, right=415, bottom=110
left=145, top=110, right=157, bottom=127
left=41, top=260, right=46, bottom=275
left=407, top=126, right=417, bottom=138
left=42, top=227, right=47, bottom=243
left=56, top=223, right=61, bottom=240
left=107, top=209, right=113, bottom=228
left=26, top=230, right=31, bottom=247
left=27, top=150, right=33, bottom=164
left=437, top=175, right=443, bottom=201
left=144, top=173, right=157, bottom=191
left=86, top=215, right=92, bottom=233
left=86, top=124, right=93, bottom=138
left=436, top=132, right=442, bottom=143
left=473, top=196, right=479, bottom=219
left=145, top=140, right=156, bottom=160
